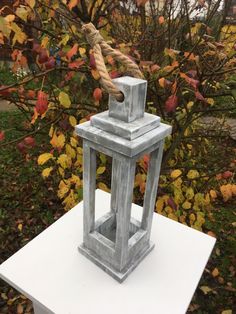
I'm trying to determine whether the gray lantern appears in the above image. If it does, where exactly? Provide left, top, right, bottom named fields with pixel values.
left=75, top=77, right=172, bottom=282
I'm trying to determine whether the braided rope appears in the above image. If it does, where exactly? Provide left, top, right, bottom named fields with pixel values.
left=82, top=23, right=143, bottom=102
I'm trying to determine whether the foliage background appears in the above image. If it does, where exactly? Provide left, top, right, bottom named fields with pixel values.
left=0, top=0, right=235, bottom=313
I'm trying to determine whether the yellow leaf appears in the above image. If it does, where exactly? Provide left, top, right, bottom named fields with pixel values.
left=187, top=170, right=200, bottom=179
left=62, top=190, right=77, bottom=210
left=200, top=286, right=212, bottom=295
left=58, top=166, right=65, bottom=177
left=18, top=223, right=23, bottom=232
left=70, top=137, right=77, bottom=147
left=91, top=69, right=100, bottom=80
left=66, top=144, right=76, bottom=159
left=59, top=33, right=70, bottom=46
left=5, top=15, right=15, bottom=23
left=212, top=267, right=219, bottom=277
left=59, top=91, right=71, bottom=108
left=97, top=166, right=106, bottom=175
left=182, top=201, right=191, bottom=209
left=42, top=167, right=53, bottom=178
left=16, top=5, right=30, bottom=22
left=221, top=310, right=232, bottom=314
left=41, top=36, right=49, bottom=48
left=185, top=187, right=194, bottom=200
left=220, top=184, right=233, bottom=202
left=207, top=98, right=214, bottom=105
left=10, top=22, right=27, bottom=45
left=57, top=154, right=72, bottom=169
left=171, top=169, right=182, bottom=179
left=187, top=101, right=194, bottom=110
left=98, top=182, right=110, bottom=192
left=58, top=180, right=70, bottom=199
left=38, top=153, right=53, bottom=165
left=189, top=213, right=196, bottom=222
left=50, top=133, right=65, bottom=149
left=79, top=47, right=86, bottom=56
left=49, top=125, right=54, bottom=137
left=156, top=197, right=165, bottom=213
left=69, top=115, right=77, bottom=127
left=26, top=0, right=36, bottom=9
left=209, top=189, right=217, bottom=199
left=79, top=118, right=87, bottom=124
left=69, top=174, right=81, bottom=188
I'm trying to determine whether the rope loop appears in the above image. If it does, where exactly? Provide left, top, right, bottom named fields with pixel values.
left=82, top=23, right=143, bottom=102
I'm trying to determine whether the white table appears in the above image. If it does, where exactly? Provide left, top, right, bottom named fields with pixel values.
left=0, top=190, right=216, bottom=314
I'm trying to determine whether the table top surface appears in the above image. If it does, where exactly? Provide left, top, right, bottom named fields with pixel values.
left=0, top=190, right=216, bottom=314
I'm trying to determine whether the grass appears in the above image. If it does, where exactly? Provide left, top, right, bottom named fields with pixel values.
left=0, top=110, right=235, bottom=313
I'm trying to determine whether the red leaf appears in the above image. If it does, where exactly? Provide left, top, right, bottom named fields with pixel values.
left=109, top=70, right=120, bottom=79
left=36, top=91, right=48, bottom=115
left=195, top=91, right=207, bottom=103
left=23, top=136, right=36, bottom=147
left=68, top=60, right=84, bottom=69
left=17, top=141, right=26, bottom=154
left=67, top=44, right=78, bottom=61
left=165, top=95, right=178, bottom=112
left=0, top=131, right=5, bottom=141
left=222, top=171, right=233, bottom=179
left=89, top=54, right=96, bottom=69
left=180, top=73, right=199, bottom=90
left=93, top=88, right=102, bottom=102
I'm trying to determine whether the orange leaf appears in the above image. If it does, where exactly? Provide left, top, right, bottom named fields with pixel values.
left=67, top=44, right=78, bottom=61
left=158, top=16, right=165, bottom=24
left=68, top=0, right=79, bottom=10
left=93, top=88, right=102, bottom=102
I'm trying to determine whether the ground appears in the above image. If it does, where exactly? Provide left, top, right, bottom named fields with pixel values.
left=0, top=110, right=235, bottom=314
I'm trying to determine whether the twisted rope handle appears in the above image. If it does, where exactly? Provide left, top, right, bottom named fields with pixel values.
left=82, top=23, right=143, bottom=102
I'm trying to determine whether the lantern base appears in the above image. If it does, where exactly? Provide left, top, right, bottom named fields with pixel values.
left=78, top=242, right=155, bottom=283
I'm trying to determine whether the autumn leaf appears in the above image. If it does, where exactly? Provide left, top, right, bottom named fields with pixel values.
left=165, top=95, right=178, bottom=112
left=10, top=22, right=27, bottom=45
left=98, top=182, right=110, bottom=192
left=58, top=180, right=70, bottom=199
left=38, top=153, right=54, bottom=165
left=187, top=170, right=200, bottom=179
left=68, top=60, right=84, bottom=69
left=212, top=267, right=219, bottom=277
left=16, top=5, right=30, bottom=22
left=42, top=167, right=53, bottom=178
left=68, top=0, right=79, bottom=10
left=50, top=133, right=66, bottom=149
left=91, top=69, right=100, bottom=80
left=57, top=154, right=72, bottom=169
left=67, top=44, right=78, bottom=61
left=200, top=286, right=212, bottom=294
left=36, top=91, right=48, bottom=115
left=171, top=169, right=182, bottom=179
left=0, top=130, right=5, bottom=141
left=59, top=91, right=71, bottom=108
left=69, top=115, right=77, bottom=127
left=195, top=91, right=207, bottom=103
left=97, top=166, right=106, bottom=175
left=62, top=189, right=77, bottom=210
left=158, top=16, right=165, bottom=24
left=25, top=0, right=36, bottom=9
left=93, top=88, right=102, bottom=102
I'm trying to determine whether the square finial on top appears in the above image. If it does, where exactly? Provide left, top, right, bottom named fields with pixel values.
left=108, top=76, right=147, bottom=123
